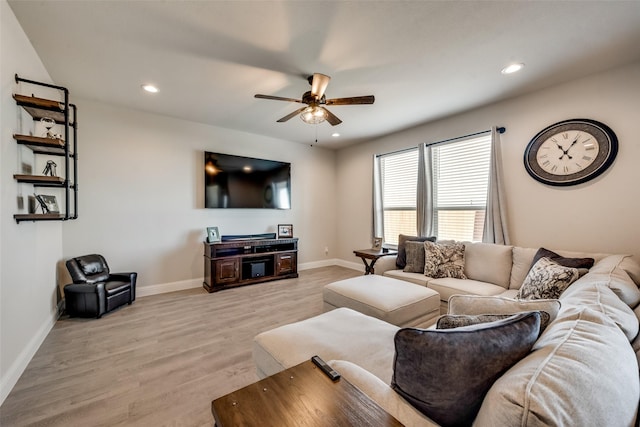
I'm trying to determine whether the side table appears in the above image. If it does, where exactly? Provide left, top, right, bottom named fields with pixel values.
left=212, top=359, right=402, bottom=426
left=353, top=248, right=398, bottom=275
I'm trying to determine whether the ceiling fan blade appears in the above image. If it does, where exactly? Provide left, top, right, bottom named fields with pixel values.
left=277, top=106, right=308, bottom=123
left=325, top=95, right=375, bottom=105
left=322, top=107, right=342, bottom=126
left=255, top=94, right=303, bottom=103
left=310, top=73, right=331, bottom=99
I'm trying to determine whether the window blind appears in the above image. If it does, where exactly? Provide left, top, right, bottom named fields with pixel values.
left=379, top=148, right=418, bottom=244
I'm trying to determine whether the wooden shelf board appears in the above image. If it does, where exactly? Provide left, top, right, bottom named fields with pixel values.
left=14, top=213, right=66, bottom=222
left=14, top=134, right=66, bottom=155
left=13, top=94, right=66, bottom=123
left=14, top=174, right=65, bottom=185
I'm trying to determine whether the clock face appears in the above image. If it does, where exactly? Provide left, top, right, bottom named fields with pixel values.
left=524, top=119, right=617, bottom=186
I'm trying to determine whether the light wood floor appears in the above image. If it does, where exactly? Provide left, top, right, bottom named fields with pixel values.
left=0, top=266, right=360, bottom=426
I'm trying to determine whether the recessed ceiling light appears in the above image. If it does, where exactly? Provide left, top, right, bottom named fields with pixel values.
left=501, top=63, right=524, bottom=75
left=331, top=133, right=340, bottom=137
left=141, top=84, right=159, bottom=93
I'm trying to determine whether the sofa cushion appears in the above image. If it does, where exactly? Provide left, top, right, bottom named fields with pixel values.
left=475, top=307, right=640, bottom=427
left=517, top=257, right=579, bottom=300
left=403, top=241, right=426, bottom=273
left=448, top=294, right=562, bottom=326
left=391, top=312, right=541, bottom=427
left=384, top=269, right=429, bottom=287
left=423, top=241, right=467, bottom=279
left=428, top=278, right=506, bottom=303
left=561, top=280, right=639, bottom=341
left=463, top=242, right=513, bottom=289
left=396, top=234, right=436, bottom=269
left=437, top=311, right=551, bottom=332
left=586, top=255, right=640, bottom=308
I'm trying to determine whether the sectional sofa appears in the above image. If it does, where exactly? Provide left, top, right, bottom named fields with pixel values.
left=253, top=242, right=640, bottom=426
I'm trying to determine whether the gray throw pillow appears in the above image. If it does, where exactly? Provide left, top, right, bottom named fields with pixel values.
left=437, top=311, right=551, bottom=333
left=518, top=257, right=579, bottom=300
left=392, top=312, right=541, bottom=427
left=403, top=241, right=426, bottom=273
left=396, top=234, right=436, bottom=269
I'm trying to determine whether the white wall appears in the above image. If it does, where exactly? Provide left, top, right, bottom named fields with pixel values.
left=1, top=0, right=64, bottom=404
left=336, top=61, right=640, bottom=262
left=60, top=99, right=338, bottom=294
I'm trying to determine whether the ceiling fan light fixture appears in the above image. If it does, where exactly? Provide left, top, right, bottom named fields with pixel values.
left=300, top=106, right=327, bottom=124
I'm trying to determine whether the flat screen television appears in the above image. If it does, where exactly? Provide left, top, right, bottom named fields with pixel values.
left=204, top=152, right=291, bottom=209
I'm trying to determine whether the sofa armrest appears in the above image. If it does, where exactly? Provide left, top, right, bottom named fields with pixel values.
left=374, top=255, right=399, bottom=276
left=329, top=359, right=439, bottom=427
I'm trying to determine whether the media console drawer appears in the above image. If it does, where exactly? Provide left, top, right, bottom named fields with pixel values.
left=203, top=238, right=298, bottom=293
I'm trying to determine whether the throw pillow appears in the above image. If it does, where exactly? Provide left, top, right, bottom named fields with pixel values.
left=448, top=295, right=562, bottom=326
left=403, top=241, right=426, bottom=273
left=423, top=241, right=467, bottom=279
left=437, top=311, right=552, bottom=333
left=392, top=312, right=541, bottom=427
left=530, top=247, right=594, bottom=272
left=518, top=257, right=579, bottom=300
left=396, top=234, right=436, bottom=269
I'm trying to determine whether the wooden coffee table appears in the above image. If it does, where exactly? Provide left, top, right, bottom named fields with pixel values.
left=212, top=359, right=402, bottom=426
left=353, top=248, right=398, bottom=275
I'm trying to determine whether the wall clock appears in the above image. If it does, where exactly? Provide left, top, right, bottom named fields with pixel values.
left=524, top=118, right=618, bottom=186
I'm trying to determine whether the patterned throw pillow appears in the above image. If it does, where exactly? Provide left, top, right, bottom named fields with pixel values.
left=518, top=257, right=579, bottom=300
left=423, top=241, right=467, bottom=279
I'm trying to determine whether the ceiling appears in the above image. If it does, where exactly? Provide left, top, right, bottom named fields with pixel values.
left=8, top=1, right=640, bottom=149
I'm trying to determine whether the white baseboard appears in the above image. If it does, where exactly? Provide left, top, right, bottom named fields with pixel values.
left=0, top=300, right=62, bottom=406
left=137, top=278, right=202, bottom=298
left=333, top=259, right=365, bottom=272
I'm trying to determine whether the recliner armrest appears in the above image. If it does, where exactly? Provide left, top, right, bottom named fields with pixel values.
left=109, top=272, right=137, bottom=300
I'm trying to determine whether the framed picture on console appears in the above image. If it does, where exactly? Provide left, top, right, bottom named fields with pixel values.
left=278, top=224, right=293, bottom=239
left=207, top=226, right=221, bottom=243
left=372, top=237, right=383, bottom=250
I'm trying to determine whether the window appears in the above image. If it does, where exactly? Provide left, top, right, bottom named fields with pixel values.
left=376, top=148, right=418, bottom=245
left=431, top=134, right=491, bottom=241
left=374, top=132, right=492, bottom=245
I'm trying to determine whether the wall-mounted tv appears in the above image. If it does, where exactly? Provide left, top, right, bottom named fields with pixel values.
left=205, top=152, right=291, bottom=209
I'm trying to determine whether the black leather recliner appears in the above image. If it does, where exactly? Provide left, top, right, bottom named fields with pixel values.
left=64, top=254, right=137, bottom=318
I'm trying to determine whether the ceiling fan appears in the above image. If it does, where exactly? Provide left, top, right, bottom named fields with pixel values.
left=254, top=73, right=375, bottom=126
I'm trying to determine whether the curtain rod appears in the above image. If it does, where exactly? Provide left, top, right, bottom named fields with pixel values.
left=376, top=126, right=506, bottom=157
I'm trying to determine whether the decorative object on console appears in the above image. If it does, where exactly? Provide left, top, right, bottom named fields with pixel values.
left=518, top=257, right=579, bottom=300
left=395, top=234, right=436, bottom=269
left=391, top=311, right=541, bottom=427
left=40, top=117, right=56, bottom=138
left=423, top=241, right=467, bottom=279
left=206, top=226, right=221, bottom=243
left=372, top=237, right=383, bottom=250
left=278, top=224, right=293, bottom=238
left=524, top=118, right=618, bottom=186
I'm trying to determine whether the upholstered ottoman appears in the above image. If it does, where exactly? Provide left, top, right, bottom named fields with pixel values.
left=253, top=307, right=399, bottom=383
left=323, top=275, right=440, bottom=328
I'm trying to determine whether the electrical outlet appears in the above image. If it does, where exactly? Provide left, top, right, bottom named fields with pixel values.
left=324, top=246, right=329, bottom=255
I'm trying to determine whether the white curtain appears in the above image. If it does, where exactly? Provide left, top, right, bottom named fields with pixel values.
left=372, top=155, right=384, bottom=239
left=417, top=143, right=435, bottom=237
left=482, top=126, right=510, bottom=244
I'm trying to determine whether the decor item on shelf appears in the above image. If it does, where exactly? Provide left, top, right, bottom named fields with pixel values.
left=254, top=73, right=375, bottom=126
left=35, top=194, right=59, bottom=213
left=278, top=224, right=293, bottom=238
left=207, top=226, right=221, bottom=243
left=524, top=118, right=618, bottom=186
left=42, top=160, right=57, bottom=176
left=372, top=237, right=383, bottom=250
left=40, top=117, right=56, bottom=138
